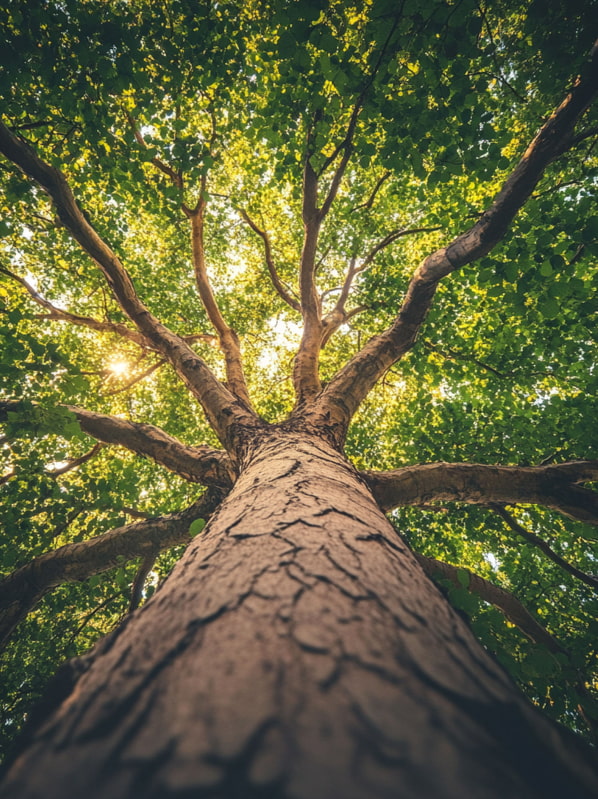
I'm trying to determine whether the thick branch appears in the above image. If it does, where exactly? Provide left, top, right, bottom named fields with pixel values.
left=187, top=209, right=253, bottom=408
left=0, top=490, right=222, bottom=650
left=491, top=505, right=598, bottom=590
left=0, top=400, right=234, bottom=489
left=240, top=210, right=301, bottom=312
left=363, top=461, right=598, bottom=526
left=294, top=158, right=324, bottom=403
left=312, top=46, right=598, bottom=439
left=414, top=553, right=563, bottom=652
left=0, top=121, right=258, bottom=445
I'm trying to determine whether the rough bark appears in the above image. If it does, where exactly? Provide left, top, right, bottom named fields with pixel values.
left=2, top=433, right=596, bottom=799
left=0, top=491, right=222, bottom=650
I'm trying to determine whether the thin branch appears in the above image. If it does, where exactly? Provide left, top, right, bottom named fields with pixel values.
left=362, top=460, right=598, bottom=526
left=422, top=339, right=507, bottom=378
left=310, top=45, right=598, bottom=441
left=2, top=445, right=103, bottom=486
left=414, top=552, right=564, bottom=652
left=350, top=171, right=391, bottom=212
left=0, top=490, right=222, bottom=650
left=103, top=360, right=165, bottom=396
left=119, top=507, right=151, bottom=520
left=0, top=400, right=234, bottom=489
left=320, top=226, right=442, bottom=348
left=421, top=339, right=583, bottom=389
left=128, top=549, right=159, bottom=612
left=491, top=505, right=598, bottom=591
left=0, top=470, right=15, bottom=486
left=0, top=121, right=258, bottom=446
left=63, top=593, right=121, bottom=651
left=48, top=443, right=104, bottom=476
left=345, top=304, right=369, bottom=322
left=126, top=111, right=183, bottom=189
left=565, top=124, right=598, bottom=150
left=318, top=99, right=361, bottom=219
left=359, top=226, right=443, bottom=274
left=239, top=210, right=301, bottom=312
left=475, top=4, right=528, bottom=105
left=1, top=267, right=151, bottom=350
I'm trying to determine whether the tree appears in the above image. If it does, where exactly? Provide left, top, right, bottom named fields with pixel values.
left=0, top=0, right=597, bottom=795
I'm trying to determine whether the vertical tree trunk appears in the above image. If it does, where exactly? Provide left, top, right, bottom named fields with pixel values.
left=2, top=432, right=597, bottom=799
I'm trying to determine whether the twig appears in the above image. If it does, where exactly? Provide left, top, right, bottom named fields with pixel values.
left=491, top=505, right=598, bottom=590
left=128, top=549, right=159, bottom=612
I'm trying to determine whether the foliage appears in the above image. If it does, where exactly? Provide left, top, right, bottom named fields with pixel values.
left=0, top=0, right=597, bottom=758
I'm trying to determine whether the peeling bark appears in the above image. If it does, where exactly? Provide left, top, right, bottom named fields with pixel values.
left=2, top=434, right=596, bottom=799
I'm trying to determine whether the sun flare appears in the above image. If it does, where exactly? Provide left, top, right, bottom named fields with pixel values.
left=107, top=358, right=130, bottom=377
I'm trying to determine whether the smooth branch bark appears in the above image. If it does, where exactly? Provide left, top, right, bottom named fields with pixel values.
left=308, top=45, right=598, bottom=442
left=0, top=121, right=258, bottom=448
left=2, top=432, right=596, bottom=799
left=0, top=400, right=234, bottom=488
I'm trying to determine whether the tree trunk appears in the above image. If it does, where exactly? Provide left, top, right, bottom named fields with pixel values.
left=2, top=432, right=597, bottom=799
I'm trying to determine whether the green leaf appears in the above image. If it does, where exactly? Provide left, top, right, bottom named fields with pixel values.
left=189, top=518, right=206, bottom=537
left=540, top=262, right=552, bottom=277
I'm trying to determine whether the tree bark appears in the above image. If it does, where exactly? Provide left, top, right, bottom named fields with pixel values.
left=1, top=433, right=597, bottom=799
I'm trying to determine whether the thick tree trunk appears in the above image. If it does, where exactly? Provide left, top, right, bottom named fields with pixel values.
left=2, top=432, right=597, bottom=799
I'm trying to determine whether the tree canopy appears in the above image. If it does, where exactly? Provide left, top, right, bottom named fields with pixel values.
left=0, top=0, right=597, bottom=759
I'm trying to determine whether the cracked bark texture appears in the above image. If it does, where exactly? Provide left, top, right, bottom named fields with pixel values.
left=2, top=434, right=597, bottom=799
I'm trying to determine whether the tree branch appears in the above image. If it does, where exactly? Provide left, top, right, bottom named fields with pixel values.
left=1, top=267, right=152, bottom=350
left=293, top=20, right=401, bottom=406
left=414, top=552, right=564, bottom=652
left=321, top=226, right=442, bottom=346
left=48, top=442, right=104, bottom=476
left=103, top=359, right=165, bottom=396
left=491, top=505, right=598, bottom=590
left=362, top=461, right=598, bottom=526
left=311, top=44, right=598, bottom=440
left=350, top=171, right=391, bottom=212
left=126, top=111, right=183, bottom=189
left=0, top=121, right=259, bottom=446
left=186, top=207, right=253, bottom=408
left=0, top=400, right=234, bottom=489
left=293, top=157, right=324, bottom=403
left=239, top=210, right=301, bottom=312
left=0, top=490, right=222, bottom=650
left=128, top=549, right=159, bottom=612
